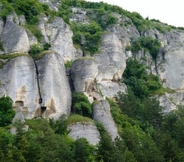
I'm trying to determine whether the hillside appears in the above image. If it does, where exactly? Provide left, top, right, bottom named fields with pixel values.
left=0, top=0, right=184, bottom=161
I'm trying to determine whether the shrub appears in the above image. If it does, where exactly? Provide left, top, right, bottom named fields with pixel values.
left=129, top=36, right=161, bottom=60
left=72, top=92, right=92, bottom=118
left=0, top=96, right=15, bottom=127
left=28, top=44, right=43, bottom=59
left=43, top=43, right=51, bottom=50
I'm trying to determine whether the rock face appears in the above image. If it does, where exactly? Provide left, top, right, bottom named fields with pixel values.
left=36, top=52, right=71, bottom=119
left=1, top=20, right=30, bottom=53
left=93, top=32, right=127, bottom=98
left=94, top=33, right=126, bottom=82
left=39, top=17, right=76, bottom=62
left=39, top=0, right=61, bottom=11
left=0, top=56, right=38, bottom=119
left=67, top=121, right=100, bottom=145
left=158, top=47, right=184, bottom=90
left=93, top=100, right=119, bottom=140
left=71, top=57, right=98, bottom=93
left=0, top=53, right=71, bottom=120
left=97, top=81, right=127, bottom=98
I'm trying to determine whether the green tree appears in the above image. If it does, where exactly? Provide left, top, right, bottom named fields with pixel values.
left=72, top=92, right=93, bottom=118
left=0, top=96, right=15, bottom=126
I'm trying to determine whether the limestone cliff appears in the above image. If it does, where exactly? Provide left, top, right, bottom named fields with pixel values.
left=1, top=0, right=184, bottom=145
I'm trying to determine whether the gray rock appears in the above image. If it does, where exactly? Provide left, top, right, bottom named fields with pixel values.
left=68, top=121, right=100, bottom=145
left=94, top=33, right=126, bottom=82
left=158, top=46, right=184, bottom=89
left=98, top=81, right=127, bottom=98
left=93, top=100, right=119, bottom=140
left=159, top=91, right=184, bottom=113
left=70, top=7, right=88, bottom=23
left=39, top=0, right=61, bottom=11
left=0, top=18, right=4, bottom=35
left=71, top=57, right=98, bottom=93
left=36, top=52, right=71, bottom=119
left=43, top=17, right=76, bottom=61
left=1, top=20, right=30, bottom=53
left=0, top=56, right=38, bottom=118
left=0, top=53, right=71, bottom=120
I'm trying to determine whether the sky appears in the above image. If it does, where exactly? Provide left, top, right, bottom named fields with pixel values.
left=85, top=0, right=184, bottom=27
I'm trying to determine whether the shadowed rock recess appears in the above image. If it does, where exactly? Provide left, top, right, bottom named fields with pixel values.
left=1, top=0, right=184, bottom=145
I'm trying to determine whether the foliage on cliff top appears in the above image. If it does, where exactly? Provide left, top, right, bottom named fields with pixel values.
left=0, top=0, right=53, bottom=24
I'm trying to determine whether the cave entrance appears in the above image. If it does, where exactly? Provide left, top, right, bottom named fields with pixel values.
left=41, top=106, right=47, bottom=115
left=15, top=101, right=24, bottom=107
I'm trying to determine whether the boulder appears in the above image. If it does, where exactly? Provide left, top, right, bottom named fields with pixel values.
left=41, top=17, right=76, bottom=62
left=93, top=100, right=119, bottom=140
left=0, top=56, right=38, bottom=119
left=1, top=20, right=30, bottom=53
left=68, top=121, right=100, bottom=145
left=0, top=52, right=71, bottom=120
left=36, top=52, right=72, bottom=119
left=71, top=57, right=98, bottom=93
left=98, top=81, right=127, bottom=98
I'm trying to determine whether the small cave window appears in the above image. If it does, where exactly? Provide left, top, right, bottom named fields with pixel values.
left=15, top=101, right=24, bottom=107
left=41, top=106, right=47, bottom=115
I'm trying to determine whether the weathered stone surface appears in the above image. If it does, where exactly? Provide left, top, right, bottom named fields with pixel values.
left=98, top=81, right=127, bottom=98
left=93, top=100, right=119, bottom=140
left=70, top=7, right=88, bottom=23
left=41, top=17, right=76, bottom=62
left=1, top=20, right=30, bottom=53
left=71, top=57, right=98, bottom=93
left=94, top=33, right=126, bottom=82
left=36, top=52, right=71, bottom=119
left=0, top=18, right=4, bottom=35
left=158, top=47, right=184, bottom=89
left=39, top=0, right=61, bottom=11
left=0, top=53, right=71, bottom=120
left=159, top=91, right=184, bottom=113
left=0, top=56, right=38, bottom=119
left=68, top=121, right=100, bottom=145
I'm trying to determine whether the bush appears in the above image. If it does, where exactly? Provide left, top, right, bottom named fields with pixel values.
left=72, top=92, right=92, bottom=118
left=28, top=44, right=43, bottom=58
left=0, top=96, right=15, bottom=127
left=129, top=36, right=161, bottom=60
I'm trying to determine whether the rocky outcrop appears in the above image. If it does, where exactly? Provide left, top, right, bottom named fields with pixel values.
left=159, top=91, right=184, bottom=113
left=39, top=0, right=61, bottom=11
left=70, top=7, right=88, bottom=23
left=93, top=100, right=119, bottom=140
left=158, top=46, right=184, bottom=90
left=71, top=57, right=98, bottom=93
left=39, top=17, right=76, bottom=62
left=67, top=121, right=100, bottom=145
left=97, top=81, right=127, bottom=98
left=94, top=33, right=126, bottom=82
left=36, top=52, right=71, bottom=119
left=1, top=19, right=30, bottom=54
left=0, top=56, right=38, bottom=119
left=0, top=18, right=4, bottom=35
left=0, top=52, right=71, bottom=120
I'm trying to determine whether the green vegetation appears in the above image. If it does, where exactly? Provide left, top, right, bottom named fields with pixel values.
left=65, top=60, right=73, bottom=68
left=67, top=114, right=93, bottom=125
left=0, top=0, right=52, bottom=24
left=0, top=53, right=30, bottom=69
left=122, top=58, right=167, bottom=99
left=127, top=36, right=161, bottom=60
left=72, top=92, right=93, bottom=118
left=28, top=44, right=52, bottom=60
left=25, top=25, right=43, bottom=43
left=0, top=96, right=15, bottom=127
